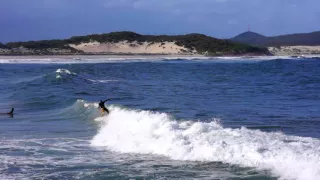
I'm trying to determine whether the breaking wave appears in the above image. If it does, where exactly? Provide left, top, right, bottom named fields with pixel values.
left=1, top=55, right=319, bottom=64
left=55, top=69, right=77, bottom=79
left=90, top=105, right=320, bottom=180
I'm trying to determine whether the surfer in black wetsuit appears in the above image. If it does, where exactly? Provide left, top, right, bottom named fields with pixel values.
left=0, top=108, right=14, bottom=117
left=8, top=108, right=14, bottom=115
left=99, top=99, right=110, bottom=115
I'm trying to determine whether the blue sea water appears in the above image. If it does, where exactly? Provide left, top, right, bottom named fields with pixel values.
left=0, top=56, right=320, bottom=180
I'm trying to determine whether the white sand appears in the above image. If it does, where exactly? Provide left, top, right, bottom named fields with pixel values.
left=268, top=46, right=320, bottom=56
left=0, top=48, right=10, bottom=54
left=69, top=41, right=197, bottom=55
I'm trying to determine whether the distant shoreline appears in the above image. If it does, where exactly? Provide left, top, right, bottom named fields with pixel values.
left=0, top=54, right=206, bottom=60
left=0, top=54, right=318, bottom=60
left=0, top=53, right=273, bottom=60
left=1, top=54, right=319, bottom=64
left=0, top=31, right=269, bottom=56
left=268, top=46, right=320, bottom=56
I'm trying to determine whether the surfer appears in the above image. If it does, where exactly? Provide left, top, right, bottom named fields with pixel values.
left=0, top=108, right=14, bottom=117
left=99, top=99, right=110, bottom=115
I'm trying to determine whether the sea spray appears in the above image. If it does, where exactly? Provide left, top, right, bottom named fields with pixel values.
left=55, top=69, right=77, bottom=79
left=90, top=106, right=320, bottom=180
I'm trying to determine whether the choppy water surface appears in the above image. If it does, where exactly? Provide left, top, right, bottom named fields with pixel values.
left=0, top=57, right=320, bottom=180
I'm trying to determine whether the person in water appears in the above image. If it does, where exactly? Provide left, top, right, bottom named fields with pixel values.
left=0, top=108, right=14, bottom=117
left=8, top=108, right=14, bottom=115
left=99, top=99, right=110, bottom=115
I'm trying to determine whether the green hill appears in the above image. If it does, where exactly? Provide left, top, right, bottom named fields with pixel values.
left=0, top=42, right=9, bottom=49
left=231, top=31, right=320, bottom=47
left=231, top=31, right=268, bottom=46
left=4, top=31, right=269, bottom=56
left=268, top=31, right=320, bottom=46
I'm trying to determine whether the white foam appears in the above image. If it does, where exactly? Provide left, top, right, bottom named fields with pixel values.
left=91, top=107, right=320, bottom=180
left=0, top=137, right=101, bottom=179
left=87, top=79, right=119, bottom=83
left=0, top=56, right=205, bottom=64
left=55, top=69, right=76, bottom=75
left=55, top=68, right=77, bottom=79
left=1, top=55, right=317, bottom=64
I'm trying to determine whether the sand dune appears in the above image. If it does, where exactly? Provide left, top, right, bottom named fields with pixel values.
left=268, top=46, right=320, bottom=56
left=69, top=41, right=197, bottom=55
left=0, top=49, right=10, bottom=54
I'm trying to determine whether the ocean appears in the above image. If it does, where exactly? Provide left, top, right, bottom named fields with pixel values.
left=0, top=56, right=319, bottom=180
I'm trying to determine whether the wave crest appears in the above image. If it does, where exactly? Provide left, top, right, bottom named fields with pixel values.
left=55, top=69, right=77, bottom=79
left=91, top=106, right=320, bottom=180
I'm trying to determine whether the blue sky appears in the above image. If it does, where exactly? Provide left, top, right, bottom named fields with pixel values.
left=1, top=0, right=320, bottom=42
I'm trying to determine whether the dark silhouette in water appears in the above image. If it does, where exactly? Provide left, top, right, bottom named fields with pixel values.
left=0, top=108, right=14, bottom=117
left=99, top=99, right=110, bottom=115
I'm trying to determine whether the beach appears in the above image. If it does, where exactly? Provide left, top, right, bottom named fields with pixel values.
left=3, top=43, right=320, bottom=57
left=69, top=41, right=198, bottom=55
left=268, top=45, right=320, bottom=56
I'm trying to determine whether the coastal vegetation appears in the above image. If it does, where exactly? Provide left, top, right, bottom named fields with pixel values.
left=3, top=31, right=269, bottom=56
left=6, top=40, right=72, bottom=50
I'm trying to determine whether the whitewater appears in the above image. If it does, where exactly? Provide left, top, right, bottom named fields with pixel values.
left=1, top=55, right=320, bottom=64
left=0, top=56, right=319, bottom=179
left=91, top=104, right=320, bottom=180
